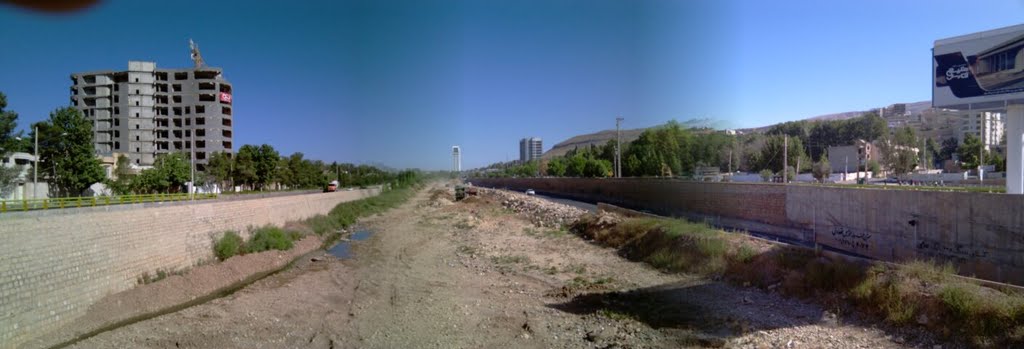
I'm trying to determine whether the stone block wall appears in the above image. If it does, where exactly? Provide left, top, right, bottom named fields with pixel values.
left=0, top=189, right=378, bottom=348
left=472, top=178, right=1024, bottom=285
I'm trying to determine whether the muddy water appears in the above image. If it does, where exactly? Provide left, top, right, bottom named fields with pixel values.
left=327, top=230, right=373, bottom=259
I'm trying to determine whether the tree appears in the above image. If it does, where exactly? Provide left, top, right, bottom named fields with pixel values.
left=131, top=153, right=190, bottom=193
left=939, top=137, right=959, bottom=163
left=759, top=169, right=773, bottom=182
left=35, top=107, right=105, bottom=197
left=867, top=160, right=881, bottom=177
left=254, top=144, right=280, bottom=190
left=206, top=151, right=234, bottom=189
left=233, top=145, right=258, bottom=190
left=0, top=92, right=24, bottom=194
left=925, top=137, right=940, bottom=169
left=754, top=134, right=805, bottom=173
left=547, top=157, right=567, bottom=177
left=877, top=126, right=919, bottom=176
left=812, top=156, right=831, bottom=182
left=957, top=133, right=989, bottom=170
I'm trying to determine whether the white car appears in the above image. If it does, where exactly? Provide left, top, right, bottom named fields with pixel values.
left=525, top=189, right=536, bottom=195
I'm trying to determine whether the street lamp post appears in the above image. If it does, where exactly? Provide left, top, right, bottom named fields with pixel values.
left=615, top=117, right=624, bottom=178
left=14, top=126, right=39, bottom=199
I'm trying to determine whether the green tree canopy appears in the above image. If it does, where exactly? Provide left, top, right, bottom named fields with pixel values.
left=35, top=107, right=104, bottom=197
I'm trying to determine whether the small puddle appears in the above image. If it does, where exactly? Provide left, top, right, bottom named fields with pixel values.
left=327, top=230, right=373, bottom=259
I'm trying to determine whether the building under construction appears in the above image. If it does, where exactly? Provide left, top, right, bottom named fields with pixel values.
left=69, top=41, right=233, bottom=170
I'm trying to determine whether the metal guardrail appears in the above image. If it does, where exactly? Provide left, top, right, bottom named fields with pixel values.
left=0, top=193, right=218, bottom=213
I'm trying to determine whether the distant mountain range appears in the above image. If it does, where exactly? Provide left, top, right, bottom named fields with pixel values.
left=543, top=100, right=933, bottom=159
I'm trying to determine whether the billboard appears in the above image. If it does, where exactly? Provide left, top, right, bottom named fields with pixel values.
left=934, top=24, right=1024, bottom=109
left=219, top=92, right=232, bottom=103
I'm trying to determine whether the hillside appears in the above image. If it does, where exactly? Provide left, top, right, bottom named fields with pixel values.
left=544, top=100, right=936, bottom=159
left=542, top=128, right=646, bottom=159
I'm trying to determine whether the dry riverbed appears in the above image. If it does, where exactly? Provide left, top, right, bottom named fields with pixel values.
left=63, top=183, right=943, bottom=349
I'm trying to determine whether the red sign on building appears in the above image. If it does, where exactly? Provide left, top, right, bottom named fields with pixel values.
left=219, top=92, right=232, bottom=103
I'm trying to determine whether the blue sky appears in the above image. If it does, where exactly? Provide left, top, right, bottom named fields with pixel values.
left=0, top=0, right=1022, bottom=170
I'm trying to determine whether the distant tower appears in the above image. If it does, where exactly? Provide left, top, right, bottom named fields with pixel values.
left=451, top=146, right=461, bottom=172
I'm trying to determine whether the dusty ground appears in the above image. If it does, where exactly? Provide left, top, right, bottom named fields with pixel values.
left=65, top=183, right=944, bottom=349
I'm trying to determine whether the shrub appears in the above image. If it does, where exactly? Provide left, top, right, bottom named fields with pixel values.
left=214, top=231, right=244, bottom=261
left=246, top=226, right=294, bottom=253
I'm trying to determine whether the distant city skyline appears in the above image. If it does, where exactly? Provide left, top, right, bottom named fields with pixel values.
left=1, top=0, right=1023, bottom=170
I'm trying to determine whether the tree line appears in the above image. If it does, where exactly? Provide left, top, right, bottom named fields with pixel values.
left=0, top=91, right=406, bottom=197
left=475, top=112, right=1000, bottom=181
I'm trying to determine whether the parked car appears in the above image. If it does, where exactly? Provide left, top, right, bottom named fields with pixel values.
left=324, top=180, right=339, bottom=192
left=525, top=189, right=536, bottom=195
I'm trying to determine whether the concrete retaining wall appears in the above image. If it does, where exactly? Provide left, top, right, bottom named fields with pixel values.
left=0, top=189, right=378, bottom=348
left=472, top=178, right=1024, bottom=285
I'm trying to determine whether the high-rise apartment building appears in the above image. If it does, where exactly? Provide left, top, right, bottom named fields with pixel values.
left=958, top=111, right=1004, bottom=150
left=519, top=137, right=542, bottom=162
left=70, top=60, right=233, bottom=170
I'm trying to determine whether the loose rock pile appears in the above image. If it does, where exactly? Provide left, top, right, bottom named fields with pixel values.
left=480, top=188, right=586, bottom=228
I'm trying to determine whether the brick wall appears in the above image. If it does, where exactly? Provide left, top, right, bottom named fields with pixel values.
left=472, top=178, right=1024, bottom=285
left=0, top=189, right=378, bottom=348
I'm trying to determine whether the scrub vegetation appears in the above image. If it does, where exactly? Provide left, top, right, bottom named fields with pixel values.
left=570, top=213, right=1024, bottom=347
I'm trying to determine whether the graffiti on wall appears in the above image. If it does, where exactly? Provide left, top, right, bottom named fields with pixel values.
left=830, top=227, right=871, bottom=250
left=916, top=239, right=989, bottom=263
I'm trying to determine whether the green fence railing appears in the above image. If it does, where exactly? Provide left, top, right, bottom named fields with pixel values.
left=0, top=193, right=218, bottom=213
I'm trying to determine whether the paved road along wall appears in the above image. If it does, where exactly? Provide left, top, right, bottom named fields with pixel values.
left=0, top=188, right=379, bottom=348
left=471, top=178, right=1024, bottom=285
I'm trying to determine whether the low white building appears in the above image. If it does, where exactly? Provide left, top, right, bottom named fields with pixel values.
left=1, top=152, right=47, bottom=200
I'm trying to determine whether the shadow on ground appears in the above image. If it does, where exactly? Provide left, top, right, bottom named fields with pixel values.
left=547, top=281, right=822, bottom=346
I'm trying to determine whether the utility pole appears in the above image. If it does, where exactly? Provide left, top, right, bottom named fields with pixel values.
left=190, top=129, right=195, bottom=200
left=728, top=149, right=733, bottom=174
left=783, top=135, right=788, bottom=183
left=33, top=126, right=38, bottom=199
left=980, top=117, right=985, bottom=185
left=845, top=155, right=849, bottom=181
left=615, top=117, right=624, bottom=178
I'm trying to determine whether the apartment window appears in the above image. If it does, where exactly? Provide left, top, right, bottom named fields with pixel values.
left=174, top=72, right=188, bottom=80
left=197, top=152, right=206, bottom=160
left=195, top=105, right=205, bottom=114
left=134, top=78, right=138, bottom=82
left=221, top=106, right=231, bottom=115
left=172, top=84, right=182, bottom=92
left=186, top=118, right=191, bottom=126
left=196, top=117, right=205, bottom=125
left=135, top=101, right=139, bottom=106
left=114, top=130, right=120, bottom=137
left=197, top=140, right=206, bottom=149
left=114, top=95, right=119, bottom=103
left=135, top=112, right=139, bottom=117
left=185, top=106, right=191, bottom=114
left=196, top=129, right=206, bottom=137
left=114, top=141, right=120, bottom=150
left=114, top=119, right=120, bottom=126
left=173, top=95, right=182, bottom=103
left=173, top=107, right=182, bottom=116
left=135, top=125, right=139, bottom=129
left=185, top=130, right=191, bottom=137
left=135, top=136, right=139, bottom=141
left=136, top=147, right=140, bottom=153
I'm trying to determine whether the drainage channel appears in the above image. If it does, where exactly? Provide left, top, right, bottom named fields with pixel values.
left=327, top=229, right=374, bottom=259
left=47, top=244, right=332, bottom=349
